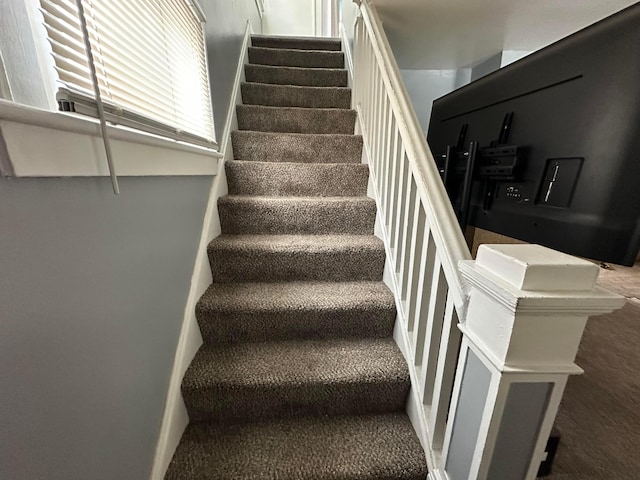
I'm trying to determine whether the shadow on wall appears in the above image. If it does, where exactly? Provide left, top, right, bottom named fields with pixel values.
left=0, top=175, right=211, bottom=480
left=201, top=0, right=263, bottom=141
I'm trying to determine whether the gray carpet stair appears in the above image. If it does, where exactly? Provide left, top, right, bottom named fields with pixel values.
left=167, top=34, right=427, bottom=480
left=225, top=160, right=369, bottom=196
left=251, top=34, right=342, bottom=51
left=231, top=131, right=363, bottom=163
left=195, top=281, right=396, bottom=344
left=241, top=82, right=351, bottom=108
left=248, top=46, right=345, bottom=68
left=208, top=234, right=385, bottom=283
left=245, top=64, right=347, bottom=86
left=165, top=413, right=427, bottom=480
left=182, top=337, right=410, bottom=423
left=237, top=104, right=356, bottom=133
left=218, top=195, right=376, bottom=235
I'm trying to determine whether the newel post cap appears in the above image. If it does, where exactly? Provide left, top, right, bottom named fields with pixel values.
left=459, top=244, right=625, bottom=369
left=475, top=244, right=599, bottom=291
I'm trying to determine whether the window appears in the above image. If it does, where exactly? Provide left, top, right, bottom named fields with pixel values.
left=39, top=0, right=216, bottom=147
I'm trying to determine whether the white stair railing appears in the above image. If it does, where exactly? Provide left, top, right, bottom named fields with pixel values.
left=352, top=0, right=471, bottom=460
left=347, top=1, right=625, bottom=479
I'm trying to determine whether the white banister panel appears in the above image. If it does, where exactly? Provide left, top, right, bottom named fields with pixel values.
left=372, top=89, right=381, bottom=187
left=419, top=260, right=448, bottom=404
left=405, top=203, right=427, bottom=327
left=399, top=177, right=417, bottom=299
left=411, top=233, right=437, bottom=366
left=366, top=44, right=375, bottom=128
left=428, top=294, right=462, bottom=451
left=368, top=68, right=377, bottom=163
left=366, top=62, right=376, bottom=144
left=387, top=137, right=404, bottom=242
left=381, top=106, right=394, bottom=214
left=391, top=152, right=409, bottom=268
left=391, top=157, right=407, bottom=266
left=355, top=2, right=471, bottom=314
left=377, top=85, right=387, bottom=187
left=348, top=6, right=624, bottom=476
left=383, top=127, right=399, bottom=227
left=384, top=128, right=401, bottom=229
left=373, top=68, right=384, bottom=169
left=351, top=3, right=471, bottom=472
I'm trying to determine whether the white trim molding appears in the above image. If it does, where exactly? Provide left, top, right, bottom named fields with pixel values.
left=340, top=21, right=354, bottom=85
left=439, top=244, right=624, bottom=480
left=0, top=99, right=221, bottom=177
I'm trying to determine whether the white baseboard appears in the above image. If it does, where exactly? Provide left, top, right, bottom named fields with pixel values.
left=340, top=22, right=354, bottom=87
left=148, top=20, right=252, bottom=480
left=427, top=469, right=450, bottom=480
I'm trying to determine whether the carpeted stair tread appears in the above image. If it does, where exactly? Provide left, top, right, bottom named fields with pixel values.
left=245, top=64, right=347, bottom=87
left=218, top=195, right=376, bottom=235
left=226, top=160, right=369, bottom=196
left=208, top=234, right=385, bottom=283
left=237, top=105, right=356, bottom=134
left=195, top=281, right=396, bottom=344
left=231, top=131, right=363, bottom=163
left=165, top=412, right=428, bottom=480
left=249, top=46, right=344, bottom=69
left=241, top=82, right=351, bottom=109
left=251, top=34, right=342, bottom=51
left=169, top=34, right=427, bottom=480
left=181, top=337, right=410, bottom=422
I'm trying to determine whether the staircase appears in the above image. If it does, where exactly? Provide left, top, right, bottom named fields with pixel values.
left=165, top=35, right=428, bottom=480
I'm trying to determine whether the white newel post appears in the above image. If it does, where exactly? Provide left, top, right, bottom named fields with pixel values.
left=431, top=244, right=624, bottom=480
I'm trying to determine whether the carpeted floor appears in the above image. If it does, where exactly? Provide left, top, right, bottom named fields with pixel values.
left=164, top=35, right=427, bottom=479
left=546, top=262, right=640, bottom=479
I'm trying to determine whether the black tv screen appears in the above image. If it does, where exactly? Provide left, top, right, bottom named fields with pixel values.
left=427, top=3, right=640, bottom=266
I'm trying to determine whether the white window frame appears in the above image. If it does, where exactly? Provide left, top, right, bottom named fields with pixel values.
left=39, top=0, right=217, bottom=149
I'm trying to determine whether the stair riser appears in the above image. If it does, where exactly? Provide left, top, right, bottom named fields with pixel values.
left=226, top=161, right=368, bottom=196
left=245, top=65, right=347, bottom=87
left=249, top=47, right=344, bottom=68
left=208, top=247, right=385, bottom=282
left=218, top=199, right=376, bottom=235
left=196, top=307, right=396, bottom=345
left=251, top=36, right=342, bottom=51
left=241, top=83, right=351, bottom=109
left=231, top=131, right=363, bottom=163
left=183, top=379, right=410, bottom=423
left=237, top=105, right=356, bottom=134
left=165, top=413, right=428, bottom=480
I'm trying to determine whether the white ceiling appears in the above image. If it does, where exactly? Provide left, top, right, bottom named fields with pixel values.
left=373, top=0, right=639, bottom=69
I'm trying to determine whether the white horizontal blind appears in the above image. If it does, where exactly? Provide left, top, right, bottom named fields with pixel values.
left=39, top=0, right=216, bottom=147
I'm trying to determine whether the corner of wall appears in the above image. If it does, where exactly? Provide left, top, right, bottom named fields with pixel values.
left=148, top=21, right=252, bottom=480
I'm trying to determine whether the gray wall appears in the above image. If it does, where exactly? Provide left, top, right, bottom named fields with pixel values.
left=341, top=0, right=359, bottom=59
left=400, top=69, right=471, bottom=136
left=0, top=175, right=211, bottom=480
left=470, top=52, right=503, bottom=82
left=470, top=50, right=531, bottom=82
left=201, top=0, right=263, bottom=141
left=398, top=51, right=531, bottom=137
left=487, top=382, right=552, bottom=479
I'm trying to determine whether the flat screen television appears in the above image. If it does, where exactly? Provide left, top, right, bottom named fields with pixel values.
left=427, top=3, right=640, bottom=266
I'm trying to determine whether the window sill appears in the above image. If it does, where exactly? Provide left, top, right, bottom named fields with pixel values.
left=0, top=99, right=221, bottom=177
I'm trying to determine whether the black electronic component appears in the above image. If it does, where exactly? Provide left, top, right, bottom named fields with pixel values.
left=427, top=3, right=640, bottom=265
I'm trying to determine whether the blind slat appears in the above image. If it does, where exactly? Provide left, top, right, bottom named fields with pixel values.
left=40, top=0, right=215, bottom=144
